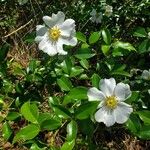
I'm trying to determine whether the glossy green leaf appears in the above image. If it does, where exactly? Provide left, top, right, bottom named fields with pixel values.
left=91, top=73, right=100, bottom=88
left=21, top=101, right=39, bottom=124
left=41, top=119, right=61, bottom=131
left=75, top=47, right=95, bottom=59
left=75, top=102, right=99, bottom=120
left=101, top=45, right=110, bottom=55
left=2, top=122, right=12, bottom=140
left=137, top=110, right=150, bottom=124
left=76, top=32, right=86, bottom=43
left=70, top=66, right=84, bottom=77
left=61, top=140, right=75, bottom=150
left=89, top=32, right=100, bottom=44
left=133, top=27, right=147, bottom=37
left=66, top=120, right=78, bottom=141
left=13, top=124, right=40, bottom=144
left=113, top=41, right=136, bottom=51
left=126, top=114, right=141, bottom=134
left=138, top=39, right=150, bottom=53
left=57, top=76, right=73, bottom=91
left=138, top=125, right=150, bottom=140
left=63, top=87, right=88, bottom=105
left=101, top=29, right=111, bottom=45
left=30, top=143, right=45, bottom=150
left=6, top=111, right=20, bottom=121
left=60, top=57, right=72, bottom=74
left=79, top=59, right=89, bottom=69
left=52, top=104, right=72, bottom=119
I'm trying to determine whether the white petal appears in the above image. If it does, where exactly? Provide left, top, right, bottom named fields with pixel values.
left=43, top=11, right=65, bottom=27
left=56, top=42, right=67, bottom=55
left=59, top=37, right=77, bottom=46
left=114, top=102, right=133, bottom=124
left=95, top=107, right=115, bottom=127
left=100, top=78, right=116, bottom=97
left=114, top=83, right=131, bottom=101
left=59, top=19, right=75, bottom=37
left=38, top=37, right=57, bottom=56
left=87, top=87, right=106, bottom=101
left=142, top=70, right=150, bottom=80
left=35, top=25, right=47, bottom=42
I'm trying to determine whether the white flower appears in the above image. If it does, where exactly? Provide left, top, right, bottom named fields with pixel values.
left=87, top=78, right=133, bottom=127
left=142, top=69, right=150, bottom=80
left=35, top=11, right=77, bottom=56
left=90, top=9, right=103, bottom=24
left=104, top=5, right=113, bottom=17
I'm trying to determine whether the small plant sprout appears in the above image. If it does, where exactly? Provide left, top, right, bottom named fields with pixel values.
left=35, top=11, right=77, bottom=56
left=90, top=9, right=103, bottom=24
left=142, top=69, right=150, bottom=80
left=87, top=78, right=133, bottom=127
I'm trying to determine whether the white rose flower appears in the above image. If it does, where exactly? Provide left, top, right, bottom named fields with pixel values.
left=90, top=9, right=103, bottom=24
left=35, top=11, right=77, bottom=56
left=105, top=5, right=113, bottom=17
left=87, top=78, right=133, bottom=127
left=142, top=69, right=150, bottom=80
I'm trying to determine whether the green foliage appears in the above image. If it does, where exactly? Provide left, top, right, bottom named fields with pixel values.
left=1, top=0, right=150, bottom=149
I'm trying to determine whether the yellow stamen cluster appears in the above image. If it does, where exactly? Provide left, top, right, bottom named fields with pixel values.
left=105, top=96, right=118, bottom=109
left=49, top=26, right=61, bottom=41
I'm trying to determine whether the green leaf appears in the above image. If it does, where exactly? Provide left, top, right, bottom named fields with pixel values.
left=137, top=110, right=150, bottom=124
left=133, top=27, right=147, bottom=37
left=101, top=45, right=110, bottom=55
left=2, top=122, right=12, bottom=140
left=75, top=47, right=95, bottom=59
left=60, top=57, right=72, bottom=74
left=89, top=32, right=100, bottom=44
left=126, top=91, right=140, bottom=103
left=57, top=76, right=73, bottom=91
left=113, top=41, right=136, bottom=51
left=76, top=32, right=86, bottom=43
left=75, top=102, right=99, bottom=120
left=63, top=87, right=88, bottom=105
left=41, top=119, right=61, bottom=131
left=21, top=101, right=39, bottom=124
left=66, top=120, right=78, bottom=141
left=138, top=39, right=150, bottom=53
left=101, top=29, right=111, bottom=45
left=79, top=59, right=89, bottom=69
left=61, top=140, right=75, bottom=150
left=137, top=125, right=150, bottom=140
left=52, top=104, right=72, bottom=119
left=91, top=73, right=100, bottom=88
left=30, top=143, right=45, bottom=150
left=38, top=112, right=52, bottom=125
left=13, top=124, right=40, bottom=144
left=70, top=66, right=84, bottom=77
left=126, top=114, right=141, bottom=134
left=6, top=111, right=20, bottom=121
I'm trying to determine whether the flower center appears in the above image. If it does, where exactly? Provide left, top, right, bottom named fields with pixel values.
left=49, top=26, right=61, bottom=41
left=105, top=96, right=118, bottom=109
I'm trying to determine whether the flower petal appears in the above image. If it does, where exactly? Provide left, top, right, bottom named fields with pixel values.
left=100, top=78, right=116, bottom=97
left=95, top=107, right=115, bottom=127
left=35, top=25, right=47, bottom=42
left=38, top=36, right=57, bottom=56
left=56, top=42, right=67, bottom=55
left=59, top=37, right=77, bottom=46
left=87, top=87, right=106, bottom=101
left=59, top=19, right=75, bottom=37
left=142, top=70, right=150, bottom=80
left=114, top=102, right=133, bottom=124
left=114, top=83, right=131, bottom=101
left=43, top=11, right=65, bottom=27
